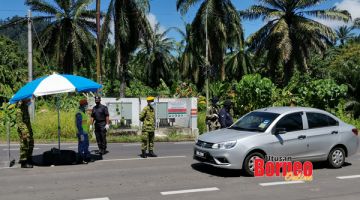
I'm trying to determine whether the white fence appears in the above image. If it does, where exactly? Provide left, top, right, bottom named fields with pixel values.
left=88, top=97, right=198, bottom=134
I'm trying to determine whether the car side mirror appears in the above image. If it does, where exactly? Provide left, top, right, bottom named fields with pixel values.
left=273, top=128, right=286, bottom=135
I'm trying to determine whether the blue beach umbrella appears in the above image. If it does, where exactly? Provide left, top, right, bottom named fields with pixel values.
left=10, top=73, right=102, bottom=150
left=10, top=73, right=101, bottom=103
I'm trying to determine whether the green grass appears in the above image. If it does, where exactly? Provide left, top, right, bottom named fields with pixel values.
left=32, top=108, right=78, bottom=139
left=0, top=106, right=195, bottom=143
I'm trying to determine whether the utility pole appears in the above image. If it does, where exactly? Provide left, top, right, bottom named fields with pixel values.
left=96, top=0, right=102, bottom=84
left=28, top=9, right=34, bottom=121
left=205, top=5, right=209, bottom=132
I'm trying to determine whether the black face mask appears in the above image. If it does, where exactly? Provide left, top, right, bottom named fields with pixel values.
left=95, top=102, right=100, bottom=106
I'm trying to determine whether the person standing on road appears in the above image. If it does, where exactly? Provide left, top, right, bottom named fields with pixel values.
left=76, top=99, right=91, bottom=163
left=219, top=100, right=234, bottom=129
left=206, top=96, right=221, bottom=131
left=139, top=96, right=157, bottom=158
left=90, top=96, right=110, bottom=155
left=16, top=99, right=34, bottom=168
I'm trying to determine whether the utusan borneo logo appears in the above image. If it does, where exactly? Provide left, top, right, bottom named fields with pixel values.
left=254, top=156, right=313, bottom=181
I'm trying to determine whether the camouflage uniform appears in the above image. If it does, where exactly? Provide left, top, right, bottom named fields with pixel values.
left=16, top=102, right=34, bottom=163
left=206, top=105, right=221, bottom=131
left=139, top=105, right=155, bottom=151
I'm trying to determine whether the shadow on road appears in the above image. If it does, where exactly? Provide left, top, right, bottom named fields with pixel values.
left=312, top=161, right=352, bottom=170
left=191, top=163, right=242, bottom=177
left=31, top=149, right=103, bottom=167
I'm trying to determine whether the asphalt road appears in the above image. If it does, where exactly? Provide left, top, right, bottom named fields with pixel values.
left=1, top=142, right=360, bottom=200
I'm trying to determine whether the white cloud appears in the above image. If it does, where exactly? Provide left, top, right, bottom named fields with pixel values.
left=147, top=13, right=166, bottom=33
left=105, top=13, right=166, bottom=44
left=313, top=18, right=347, bottom=29
left=313, top=0, right=360, bottom=29
left=335, top=0, right=360, bottom=19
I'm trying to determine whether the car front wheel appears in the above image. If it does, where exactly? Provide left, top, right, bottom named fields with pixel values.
left=328, top=147, right=345, bottom=168
left=243, top=152, right=264, bottom=176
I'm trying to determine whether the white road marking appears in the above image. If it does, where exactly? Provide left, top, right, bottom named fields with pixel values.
left=336, top=175, right=360, bottom=179
left=0, top=166, right=19, bottom=170
left=173, top=141, right=194, bottom=144
left=79, top=197, right=110, bottom=200
left=68, top=146, right=98, bottom=149
left=99, top=156, right=186, bottom=162
left=2, top=148, right=39, bottom=151
left=161, top=187, right=219, bottom=195
left=259, top=181, right=305, bottom=186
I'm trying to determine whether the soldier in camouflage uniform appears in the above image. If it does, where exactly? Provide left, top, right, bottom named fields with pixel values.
left=206, top=96, right=221, bottom=131
left=16, top=99, right=34, bottom=168
left=139, top=96, right=157, bottom=158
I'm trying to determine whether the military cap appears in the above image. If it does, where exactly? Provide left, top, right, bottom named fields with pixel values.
left=146, top=96, right=155, bottom=101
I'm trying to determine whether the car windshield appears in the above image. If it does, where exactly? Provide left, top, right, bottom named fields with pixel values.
left=229, top=111, right=280, bottom=132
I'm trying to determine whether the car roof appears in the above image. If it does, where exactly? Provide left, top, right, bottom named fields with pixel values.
left=254, top=107, right=325, bottom=115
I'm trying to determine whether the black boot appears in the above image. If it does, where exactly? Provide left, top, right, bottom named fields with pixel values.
left=27, top=156, right=34, bottom=165
left=148, top=150, right=157, bottom=157
left=20, top=160, right=33, bottom=168
left=141, top=150, right=147, bottom=158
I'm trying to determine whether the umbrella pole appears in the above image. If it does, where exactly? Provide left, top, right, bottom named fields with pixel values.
left=57, top=96, right=61, bottom=150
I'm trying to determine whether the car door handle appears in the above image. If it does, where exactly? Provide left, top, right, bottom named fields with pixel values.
left=331, top=131, right=338, bottom=134
left=298, top=135, right=306, bottom=140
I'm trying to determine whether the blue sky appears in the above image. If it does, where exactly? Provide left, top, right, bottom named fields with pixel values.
left=0, top=0, right=359, bottom=40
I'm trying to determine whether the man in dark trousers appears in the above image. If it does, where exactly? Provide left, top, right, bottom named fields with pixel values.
left=90, top=96, right=110, bottom=155
left=219, top=100, right=234, bottom=128
left=76, top=99, right=91, bottom=163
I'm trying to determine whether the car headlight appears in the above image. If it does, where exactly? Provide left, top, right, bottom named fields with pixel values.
left=211, top=140, right=237, bottom=149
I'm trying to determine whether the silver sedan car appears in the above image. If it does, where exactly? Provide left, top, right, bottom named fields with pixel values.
left=194, top=107, right=359, bottom=176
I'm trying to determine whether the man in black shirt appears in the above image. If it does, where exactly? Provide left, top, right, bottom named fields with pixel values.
left=219, top=100, right=234, bottom=128
left=90, top=96, right=110, bottom=155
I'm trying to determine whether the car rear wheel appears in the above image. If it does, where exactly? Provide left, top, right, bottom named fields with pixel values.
left=243, top=152, right=264, bottom=176
left=327, top=147, right=345, bottom=168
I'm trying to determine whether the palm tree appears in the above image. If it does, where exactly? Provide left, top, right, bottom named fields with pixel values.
left=336, top=25, right=354, bottom=46
left=173, top=22, right=205, bottom=87
left=136, top=23, right=177, bottom=87
left=101, top=0, right=152, bottom=97
left=242, top=0, right=351, bottom=84
left=25, top=0, right=97, bottom=74
left=176, top=0, right=244, bottom=81
left=225, top=47, right=253, bottom=80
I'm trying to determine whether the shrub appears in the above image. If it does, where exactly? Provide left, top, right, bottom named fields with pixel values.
left=273, top=73, right=348, bottom=110
left=308, top=79, right=347, bottom=109
left=198, top=96, right=207, bottom=112
left=234, top=74, right=276, bottom=116
left=197, top=111, right=206, bottom=134
left=336, top=101, right=360, bottom=129
left=125, top=80, right=156, bottom=97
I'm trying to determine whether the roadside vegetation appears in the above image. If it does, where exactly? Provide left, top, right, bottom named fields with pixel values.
left=1, top=0, right=360, bottom=141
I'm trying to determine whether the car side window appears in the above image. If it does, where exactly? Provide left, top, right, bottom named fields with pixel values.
left=306, top=112, right=339, bottom=129
left=276, top=113, right=303, bottom=132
